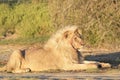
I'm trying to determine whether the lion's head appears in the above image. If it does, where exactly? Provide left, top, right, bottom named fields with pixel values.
left=63, top=26, right=84, bottom=51
left=45, top=26, right=84, bottom=52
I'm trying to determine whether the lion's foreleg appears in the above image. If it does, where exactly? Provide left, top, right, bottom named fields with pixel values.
left=83, top=60, right=98, bottom=64
left=63, top=63, right=98, bottom=71
left=83, top=60, right=111, bottom=68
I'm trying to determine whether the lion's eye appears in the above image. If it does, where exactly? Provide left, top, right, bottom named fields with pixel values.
left=74, top=37, right=79, bottom=42
left=74, top=37, right=77, bottom=40
left=79, top=35, right=83, bottom=39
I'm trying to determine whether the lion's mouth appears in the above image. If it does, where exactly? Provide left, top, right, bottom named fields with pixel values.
left=77, top=46, right=84, bottom=52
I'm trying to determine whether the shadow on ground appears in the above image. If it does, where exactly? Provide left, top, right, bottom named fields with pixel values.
left=85, top=52, right=120, bottom=68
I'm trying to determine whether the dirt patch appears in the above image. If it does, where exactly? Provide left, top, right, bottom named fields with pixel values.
left=0, top=72, right=120, bottom=80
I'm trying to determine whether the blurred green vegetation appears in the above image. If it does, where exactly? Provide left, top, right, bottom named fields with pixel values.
left=0, top=0, right=119, bottom=49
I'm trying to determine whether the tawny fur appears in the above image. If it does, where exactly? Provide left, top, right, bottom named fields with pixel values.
left=0, top=26, right=110, bottom=73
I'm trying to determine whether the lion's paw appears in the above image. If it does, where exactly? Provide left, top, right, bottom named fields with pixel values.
left=98, top=62, right=111, bottom=68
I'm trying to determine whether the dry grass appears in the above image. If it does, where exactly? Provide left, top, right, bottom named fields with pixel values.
left=49, top=0, right=120, bottom=49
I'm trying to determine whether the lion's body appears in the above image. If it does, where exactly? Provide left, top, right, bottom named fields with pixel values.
left=0, top=26, right=110, bottom=73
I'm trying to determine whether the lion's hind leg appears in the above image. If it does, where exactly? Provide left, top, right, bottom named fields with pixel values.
left=0, top=66, right=6, bottom=72
left=6, top=50, right=30, bottom=73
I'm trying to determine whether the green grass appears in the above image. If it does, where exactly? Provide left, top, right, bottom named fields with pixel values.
left=0, top=3, right=55, bottom=38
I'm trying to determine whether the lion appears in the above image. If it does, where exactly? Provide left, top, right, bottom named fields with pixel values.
left=0, top=26, right=111, bottom=73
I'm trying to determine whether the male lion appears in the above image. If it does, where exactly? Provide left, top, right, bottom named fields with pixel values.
left=0, top=26, right=110, bottom=73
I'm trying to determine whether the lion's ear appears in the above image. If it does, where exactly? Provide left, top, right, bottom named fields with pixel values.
left=63, top=31, right=72, bottom=39
left=74, top=28, right=83, bottom=40
left=74, top=28, right=82, bottom=35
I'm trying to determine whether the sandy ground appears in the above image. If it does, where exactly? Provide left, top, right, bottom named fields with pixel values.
left=0, top=72, right=120, bottom=80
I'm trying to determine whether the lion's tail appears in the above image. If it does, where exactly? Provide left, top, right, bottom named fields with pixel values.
left=0, top=66, right=6, bottom=72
